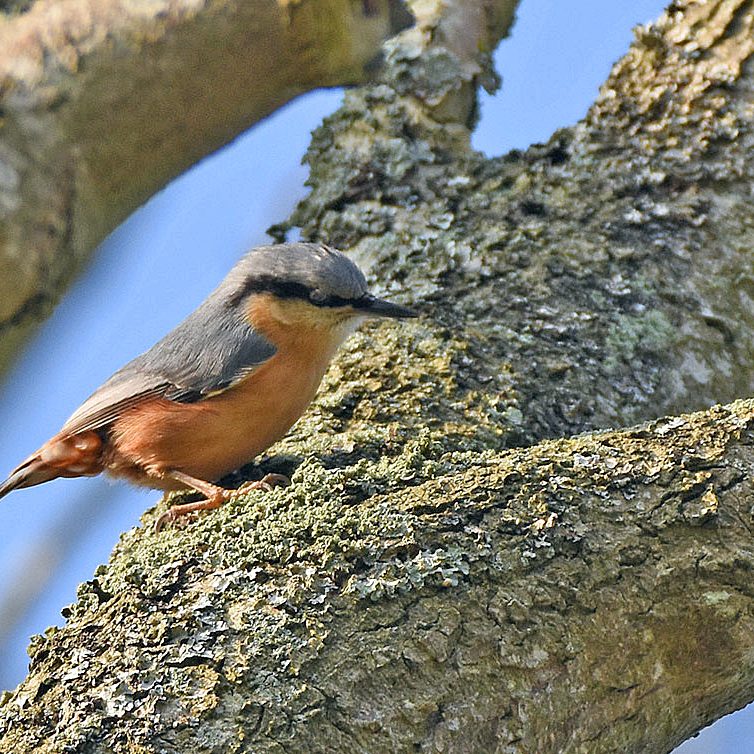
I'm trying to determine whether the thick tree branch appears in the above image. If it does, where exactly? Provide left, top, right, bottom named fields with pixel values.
left=0, top=0, right=411, bottom=369
left=284, top=0, right=754, bottom=442
left=2, top=0, right=754, bottom=752
left=2, top=398, right=754, bottom=753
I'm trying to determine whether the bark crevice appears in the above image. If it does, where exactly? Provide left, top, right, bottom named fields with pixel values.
left=2, top=1, right=754, bottom=752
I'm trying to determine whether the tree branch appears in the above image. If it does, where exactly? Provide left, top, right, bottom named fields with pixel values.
left=0, top=0, right=411, bottom=369
left=2, top=398, right=754, bottom=753
left=2, top=0, right=754, bottom=751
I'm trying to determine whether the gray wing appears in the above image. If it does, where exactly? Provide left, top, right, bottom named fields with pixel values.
left=62, top=296, right=276, bottom=436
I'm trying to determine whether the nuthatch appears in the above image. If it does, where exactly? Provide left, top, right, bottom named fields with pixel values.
left=0, top=243, right=416, bottom=529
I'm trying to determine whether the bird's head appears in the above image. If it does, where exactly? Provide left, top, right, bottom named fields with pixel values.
left=227, top=243, right=416, bottom=338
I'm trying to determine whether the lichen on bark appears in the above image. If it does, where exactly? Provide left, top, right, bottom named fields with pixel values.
left=3, top=0, right=754, bottom=752
left=3, top=397, right=754, bottom=753
left=279, top=0, right=754, bottom=442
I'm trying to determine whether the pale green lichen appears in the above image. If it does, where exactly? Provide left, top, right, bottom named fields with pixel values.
left=5, top=2, right=754, bottom=750
left=2, top=396, right=754, bottom=753
left=604, top=308, right=675, bottom=373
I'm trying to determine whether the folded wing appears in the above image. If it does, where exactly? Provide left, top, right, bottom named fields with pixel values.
left=62, top=297, right=276, bottom=436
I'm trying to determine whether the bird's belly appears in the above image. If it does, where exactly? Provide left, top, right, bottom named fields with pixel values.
left=107, top=354, right=328, bottom=485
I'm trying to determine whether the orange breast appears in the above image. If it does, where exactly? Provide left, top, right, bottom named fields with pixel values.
left=106, top=333, right=341, bottom=486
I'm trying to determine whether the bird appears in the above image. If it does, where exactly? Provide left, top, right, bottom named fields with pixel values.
left=0, top=242, right=416, bottom=530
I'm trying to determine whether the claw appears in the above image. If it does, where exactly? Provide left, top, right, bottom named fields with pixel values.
left=153, top=470, right=234, bottom=532
left=153, top=490, right=231, bottom=532
left=240, top=473, right=291, bottom=492
left=154, top=507, right=180, bottom=533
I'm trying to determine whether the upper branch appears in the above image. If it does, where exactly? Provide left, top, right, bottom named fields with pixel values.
left=0, top=0, right=411, bottom=369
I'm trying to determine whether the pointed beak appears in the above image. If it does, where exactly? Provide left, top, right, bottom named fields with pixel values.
left=355, top=294, right=418, bottom=319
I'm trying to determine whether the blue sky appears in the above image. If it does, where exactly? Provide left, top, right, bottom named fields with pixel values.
left=0, top=2, right=743, bottom=750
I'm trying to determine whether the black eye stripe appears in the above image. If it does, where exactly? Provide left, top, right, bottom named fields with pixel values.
left=236, top=276, right=361, bottom=308
left=315, top=294, right=352, bottom=308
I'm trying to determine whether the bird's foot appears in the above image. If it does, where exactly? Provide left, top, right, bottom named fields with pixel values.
left=154, top=486, right=233, bottom=532
left=239, top=472, right=291, bottom=492
left=154, top=470, right=236, bottom=532
left=153, top=471, right=290, bottom=532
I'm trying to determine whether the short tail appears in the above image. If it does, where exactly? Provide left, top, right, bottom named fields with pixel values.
left=0, top=433, right=105, bottom=500
left=0, top=454, right=62, bottom=500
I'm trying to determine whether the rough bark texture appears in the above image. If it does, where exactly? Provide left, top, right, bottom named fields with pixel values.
left=0, top=0, right=411, bottom=370
left=5, top=399, right=754, bottom=754
left=1, top=0, right=754, bottom=752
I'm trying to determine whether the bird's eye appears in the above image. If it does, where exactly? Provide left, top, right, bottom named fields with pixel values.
left=309, top=289, right=328, bottom=304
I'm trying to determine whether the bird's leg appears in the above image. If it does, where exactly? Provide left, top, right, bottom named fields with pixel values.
left=153, top=471, right=290, bottom=531
left=154, top=470, right=234, bottom=532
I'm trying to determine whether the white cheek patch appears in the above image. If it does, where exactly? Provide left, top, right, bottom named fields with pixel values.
left=338, top=315, right=366, bottom=339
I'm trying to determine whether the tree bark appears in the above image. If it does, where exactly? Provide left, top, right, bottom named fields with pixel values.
left=0, top=0, right=411, bottom=370
left=2, top=0, right=754, bottom=752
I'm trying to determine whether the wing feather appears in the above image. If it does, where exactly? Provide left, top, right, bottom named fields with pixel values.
left=61, top=296, right=276, bottom=436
